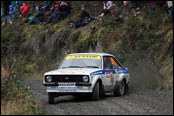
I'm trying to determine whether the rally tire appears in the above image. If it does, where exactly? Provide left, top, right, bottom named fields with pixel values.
left=92, top=81, right=100, bottom=101
left=48, top=93, right=55, bottom=104
left=100, top=85, right=106, bottom=98
left=114, top=80, right=125, bottom=96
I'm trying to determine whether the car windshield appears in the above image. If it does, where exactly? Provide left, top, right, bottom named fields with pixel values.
left=59, top=55, right=102, bottom=69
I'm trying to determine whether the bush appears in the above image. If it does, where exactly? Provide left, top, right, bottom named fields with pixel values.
left=1, top=74, right=46, bottom=115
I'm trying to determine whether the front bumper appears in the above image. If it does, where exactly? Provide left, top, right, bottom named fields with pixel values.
left=46, top=86, right=92, bottom=93
left=45, top=82, right=92, bottom=93
left=43, top=82, right=91, bottom=86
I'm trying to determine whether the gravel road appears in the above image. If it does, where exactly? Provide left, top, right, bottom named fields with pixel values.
left=24, top=80, right=173, bottom=115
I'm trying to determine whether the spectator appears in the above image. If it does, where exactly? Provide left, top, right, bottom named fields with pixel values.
left=71, top=4, right=93, bottom=28
left=46, top=4, right=60, bottom=24
left=20, top=2, right=29, bottom=17
left=100, top=1, right=113, bottom=17
left=15, top=3, right=21, bottom=16
left=59, top=2, right=72, bottom=15
left=118, top=1, right=129, bottom=19
left=129, top=1, right=139, bottom=16
left=148, top=1, right=156, bottom=11
left=9, top=5, right=16, bottom=16
left=45, top=1, right=72, bottom=23
left=52, top=2, right=72, bottom=23
left=2, top=5, right=16, bottom=26
left=28, top=5, right=44, bottom=24
left=167, top=1, right=173, bottom=23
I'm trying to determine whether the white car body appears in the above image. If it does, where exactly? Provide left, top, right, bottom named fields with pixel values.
left=43, top=53, right=130, bottom=94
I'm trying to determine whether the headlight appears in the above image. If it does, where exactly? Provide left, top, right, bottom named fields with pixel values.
left=83, top=76, right=89, bottom=82
left=46, top=76, right=52, bottom=82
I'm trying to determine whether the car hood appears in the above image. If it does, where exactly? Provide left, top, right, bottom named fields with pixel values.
left=44, top=68, right=101, bottom=76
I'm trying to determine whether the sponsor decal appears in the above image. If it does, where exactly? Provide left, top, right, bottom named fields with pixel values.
left=106, top=72, right=112, bottom=78
left=93, top=71, right=103, bottom=75
left=91, top=70, right=105, bottom=76
left=105, top=72, right=114, bottom=83
left=66, top=55, right=101, bottom=60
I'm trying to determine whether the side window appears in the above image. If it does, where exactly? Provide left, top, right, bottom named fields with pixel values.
left=110, top=57, right=120, bottom=69
left=103, top=56, right=113, bottom=69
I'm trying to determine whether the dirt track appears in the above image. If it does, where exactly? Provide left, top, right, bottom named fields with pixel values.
left=23, top=80, right=173, bottom=115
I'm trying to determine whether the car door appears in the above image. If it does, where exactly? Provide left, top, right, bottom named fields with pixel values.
left=109, top=56, right=122, bottom=89
left=103, top=56, right=122, bottom=91
left=103, top=56, right=115, bottom=91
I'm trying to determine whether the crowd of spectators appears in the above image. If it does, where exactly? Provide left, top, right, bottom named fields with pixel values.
left=1, top=1, right=173, bottom=27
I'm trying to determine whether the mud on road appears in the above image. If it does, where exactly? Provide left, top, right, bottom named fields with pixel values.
left=24, top=80, right=173, bottom=115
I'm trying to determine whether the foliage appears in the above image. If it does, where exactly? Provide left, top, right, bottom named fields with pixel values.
left=1, top=74, right=46, bottom=115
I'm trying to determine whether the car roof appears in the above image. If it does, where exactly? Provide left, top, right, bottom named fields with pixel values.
left=67, top=53, right=114, bottom=57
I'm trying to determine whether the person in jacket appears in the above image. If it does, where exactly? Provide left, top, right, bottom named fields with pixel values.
left=28, top=5, right=44, bottom=24
left=46, top=4, right=60, bottom=24
left=15, top=3, right=21, bottom=16
left=9, top=5, right=16, bottom=16
left=71, top=4, right=93, bottom=28
left=53, top=2, right=72, bottom=23
left=20, top=2, right=29, bottom=17
left=59, top=2, right=72, bottom=15
left=2, top=5, right=16, bottom=26
left=100, top=1, right=113, bottom=17
left=129, top=1, right=139, bottom=16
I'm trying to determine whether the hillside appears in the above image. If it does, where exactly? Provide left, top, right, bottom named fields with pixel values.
left=1, top=1, right=173, bottom=115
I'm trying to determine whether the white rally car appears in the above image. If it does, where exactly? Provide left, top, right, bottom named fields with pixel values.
left=43, top=53, right=130, bottom=104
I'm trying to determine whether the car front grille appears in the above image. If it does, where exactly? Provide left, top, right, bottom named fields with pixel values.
left=45, top=75, right=88, bottom=83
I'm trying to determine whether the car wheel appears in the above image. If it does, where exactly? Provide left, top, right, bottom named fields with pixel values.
left=100, top=85, right=105, bottom=98
left=114, top=80, right=125, bottom=96
left=48, top=93, right=55, bottom=104
left=92, top=81, right=100, bottom=101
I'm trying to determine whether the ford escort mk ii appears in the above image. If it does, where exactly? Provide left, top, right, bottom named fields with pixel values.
left=43, top=53, right=130, bottom=104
